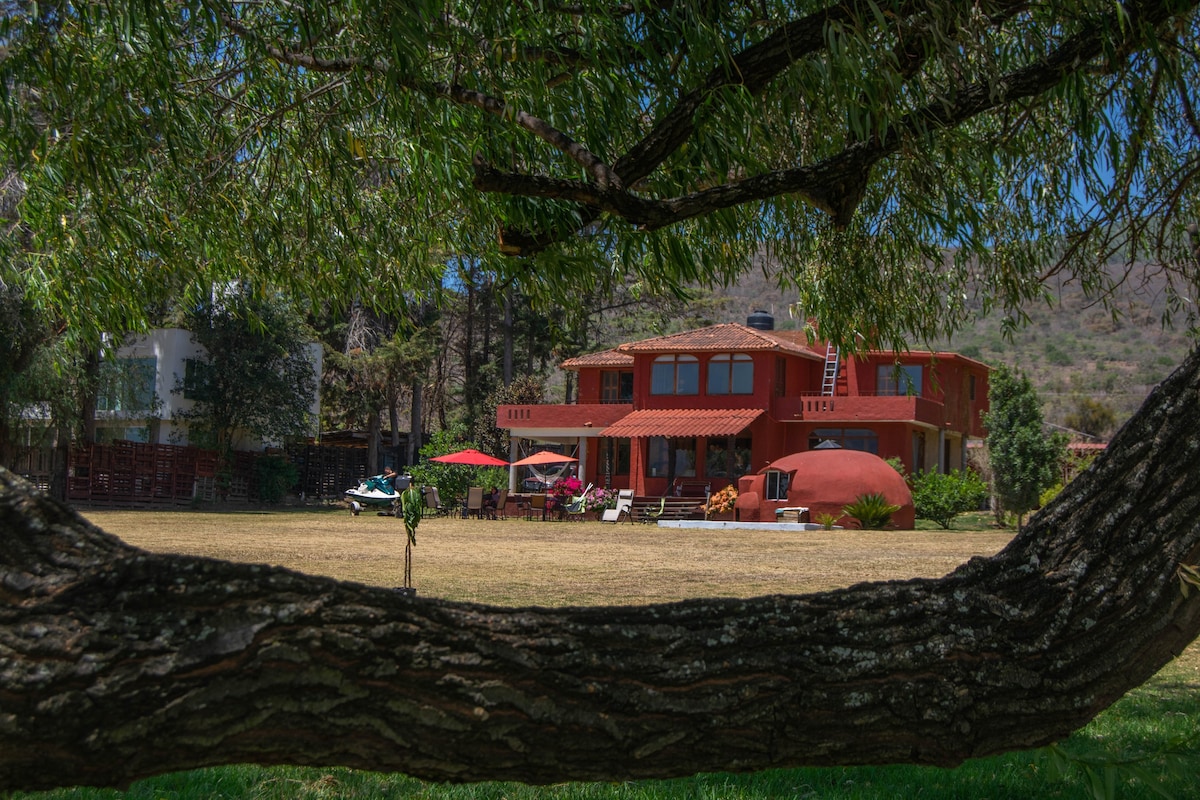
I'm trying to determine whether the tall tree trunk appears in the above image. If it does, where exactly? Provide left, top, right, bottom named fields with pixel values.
left=366, top=408, right=380, bottom=475
left=503, top=288, right=513, bottom=387
left=79, top=344, right=99, bottom=446
left=47, top=423, right=69, bottom=502
left=388, top=389, right=401, bottom=449
left=0, top=396, right=13, bottom=471
left=3, top=348, right=1200, bottom=792
left=408, top=377, right=424, bottom=466
left=462, top=271, right=476, bottom=415
left=481, top=274, right=493, bottom=372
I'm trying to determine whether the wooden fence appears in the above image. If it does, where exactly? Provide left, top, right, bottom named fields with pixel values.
left=12, top=440, right=375, bottom=507
left=285, top=443, right=368, bottom=500
left=67, top=442, right=222, bottom=507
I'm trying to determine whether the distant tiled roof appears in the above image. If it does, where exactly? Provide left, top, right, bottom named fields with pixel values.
left=617, top=323, right=823, bottom=360
left=560, top=348, right=635, bottom=369
left=602, top=408, right=763, bottom=438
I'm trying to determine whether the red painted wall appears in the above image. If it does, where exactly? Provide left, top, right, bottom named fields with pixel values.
left=734, top=449, right=915, bottom=529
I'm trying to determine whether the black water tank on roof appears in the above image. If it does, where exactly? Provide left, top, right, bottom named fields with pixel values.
left=746, top=310, right=774, bottom=330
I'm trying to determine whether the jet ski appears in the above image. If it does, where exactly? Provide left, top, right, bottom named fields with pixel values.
left=344, top=472, right=412, bottom=515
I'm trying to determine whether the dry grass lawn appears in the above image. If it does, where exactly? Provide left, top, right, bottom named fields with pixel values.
left=85, top=507, right=1015, bottom=605
left=77, top=505, right=1200, bottom=685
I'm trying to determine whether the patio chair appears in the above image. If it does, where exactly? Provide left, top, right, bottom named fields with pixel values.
left=602, top=489, right=635, bottom=523
left=464, top=486, right=485, bottom=519
left=492, top=488, right=509, bottom=519
left=423, top=486, right=449, bottom=516
left=640, top=497, right=666, bottom=523
left=525, top=493, right=547, bottom=521
left=562, top=483, right=594, bottom=520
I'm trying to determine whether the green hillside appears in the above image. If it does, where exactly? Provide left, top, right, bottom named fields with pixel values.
left=706, top=266, right=1195, bottom=440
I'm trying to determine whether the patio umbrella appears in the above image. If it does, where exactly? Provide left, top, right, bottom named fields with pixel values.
left=511, top=450, right=579, bottom=467
left=429, top=448, right=509, bottom=466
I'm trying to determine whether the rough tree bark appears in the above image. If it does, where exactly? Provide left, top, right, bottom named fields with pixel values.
left=3, top=349, right=1200, bottom=793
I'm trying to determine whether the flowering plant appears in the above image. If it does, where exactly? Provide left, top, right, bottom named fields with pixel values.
left=549, top=476, right=583, bottom=502
left=704, top=484, right=738, bottom=514
left=583, top=487, right=618, bottom=511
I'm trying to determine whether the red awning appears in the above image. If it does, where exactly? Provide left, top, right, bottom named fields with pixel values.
left=601, top=408, right=763, bottom=438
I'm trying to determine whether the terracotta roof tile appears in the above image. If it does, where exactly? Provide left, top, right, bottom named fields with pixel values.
left=617, top=323, right=823, bottom=360
left=601, top=408, right=763, bottom=438
left=560, top=348, right=635, bottom=369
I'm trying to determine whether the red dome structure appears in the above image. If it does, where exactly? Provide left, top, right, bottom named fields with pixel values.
left=734, top=448, right=915, bottom=528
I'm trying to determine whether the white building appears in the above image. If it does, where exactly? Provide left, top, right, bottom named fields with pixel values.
left=95, top=328, right=322, bottom=450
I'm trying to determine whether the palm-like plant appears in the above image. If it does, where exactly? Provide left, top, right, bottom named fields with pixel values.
left=843, top=493, right=901, bottom=529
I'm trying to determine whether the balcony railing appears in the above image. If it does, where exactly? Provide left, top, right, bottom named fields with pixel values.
left=773, top=394, right=946, bottom=427
left=497, top=403, right=633, bottom=429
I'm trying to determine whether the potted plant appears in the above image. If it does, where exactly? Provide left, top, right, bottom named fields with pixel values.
left=548, top=476, right=583, bottom=518
left=583, top=487, right=617, bottom=520
left=704, top=485, right=738, bottom=520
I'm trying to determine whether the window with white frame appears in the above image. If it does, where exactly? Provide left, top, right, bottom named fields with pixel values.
left=764, top=470, right=790, bottom=500
left=97, top=357, right=157, bottom=413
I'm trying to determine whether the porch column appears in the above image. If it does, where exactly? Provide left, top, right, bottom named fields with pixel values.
left=508, top=439, right=520, bottom=492
left=629, top=437, right=647, bottom=496
left=938, top=428, right=946, bottom=473
left=577, top=436, right=589, bottom=486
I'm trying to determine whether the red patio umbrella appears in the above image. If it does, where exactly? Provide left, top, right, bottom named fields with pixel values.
left=510, top=450, right=579, bottom=467
left=429, top=448, right=509, bottom=466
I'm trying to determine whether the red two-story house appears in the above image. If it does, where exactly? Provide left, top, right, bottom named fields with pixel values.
left=497, top=312, right=989, bottom=497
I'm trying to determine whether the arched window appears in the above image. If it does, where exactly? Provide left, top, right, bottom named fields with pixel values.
left=707, top=354, right=754, bottom=395
left=651, top=355, right=699, bottom=395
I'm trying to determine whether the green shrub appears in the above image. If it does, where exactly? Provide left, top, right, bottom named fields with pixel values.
left=815, top=512, right=839, bottom=530
left=1040, top=482, right=1064, bottom=508
left=910, top=469, right=989, bottom=530
left=843, top=492, right=900, bottom=529
left=254, top=455, right=298, bottom=505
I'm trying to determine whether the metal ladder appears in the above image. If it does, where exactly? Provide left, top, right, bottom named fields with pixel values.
left=821, top=343, right=840, bottom=396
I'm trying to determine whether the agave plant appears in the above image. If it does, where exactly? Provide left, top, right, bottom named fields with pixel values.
left=843, top=492, right=901, bottom=529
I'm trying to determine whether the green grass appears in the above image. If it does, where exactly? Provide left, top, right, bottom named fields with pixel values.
left=913, top=510, right=999, bottom=532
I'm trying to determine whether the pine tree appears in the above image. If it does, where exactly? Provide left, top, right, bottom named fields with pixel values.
left=984, top=364, right=1067, bottom=530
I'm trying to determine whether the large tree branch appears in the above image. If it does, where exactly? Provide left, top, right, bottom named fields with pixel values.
left=215, top=1, right=1192, bottom=251
left=480, top=0, right=1192, bottom=240
left=3, top=345, right=1200, bottom=792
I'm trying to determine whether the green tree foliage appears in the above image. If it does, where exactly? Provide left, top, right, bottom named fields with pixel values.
left=398, top=484, right=422, bottom=590
left=1064, top=396, right=1119, bottom=440
left=984, top=364, right=1068, bottom=529
left=2, top=2, right=1197, bottom=353
left=471, top=374, right=545, bottom=459
left=910, top=469, right=989, bottom=530
left=254, top=455, right=298, bottom=505
left=407, top=428, right=506, bottom=505
left=174, top=291, right=317, bottom=454
left=323, top=325, right=437, bottom=432
left=0, top=276, right=49, bottom=465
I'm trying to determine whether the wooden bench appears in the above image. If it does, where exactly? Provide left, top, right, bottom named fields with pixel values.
left=630, top=496, right=706, bottom=523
